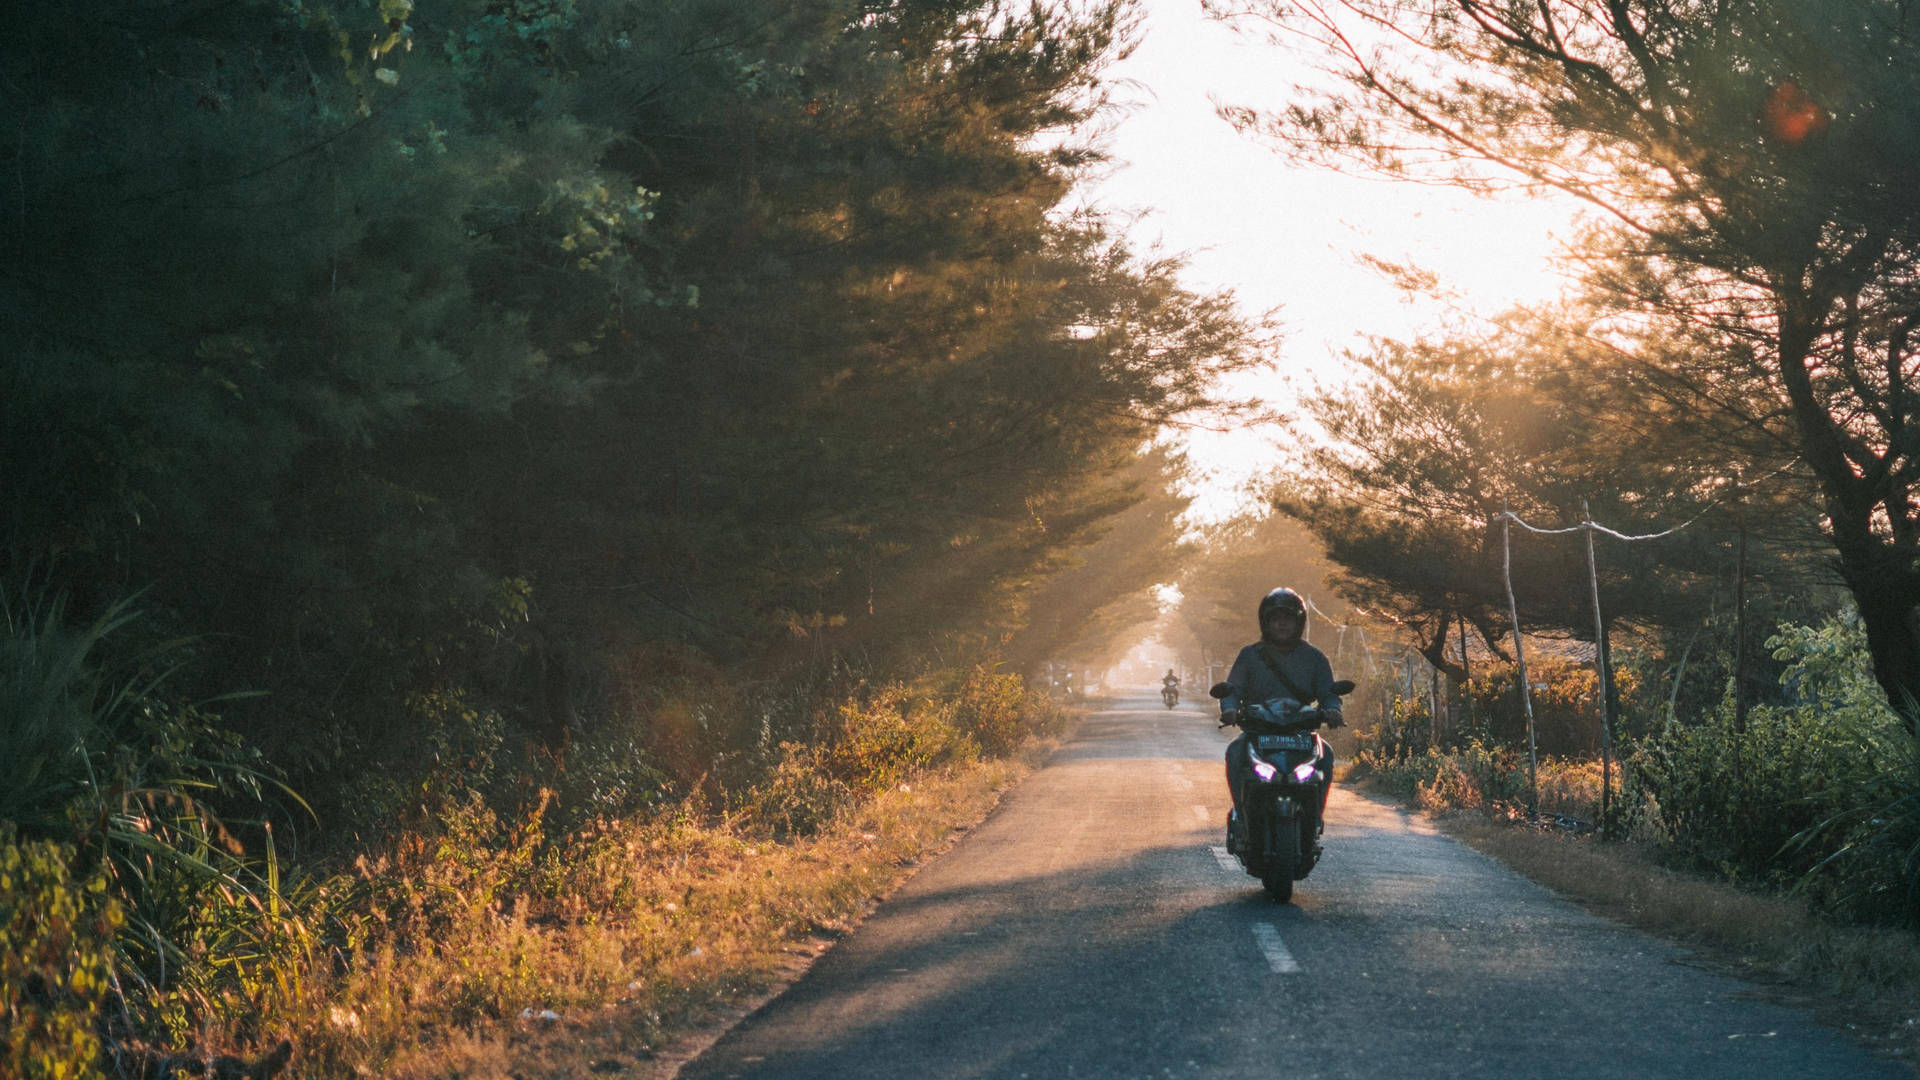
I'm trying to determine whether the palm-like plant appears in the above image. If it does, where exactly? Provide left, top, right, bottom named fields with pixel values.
left=0, top=582, right=317, bottom=1043
left=0, top=589, right=139, bottom=830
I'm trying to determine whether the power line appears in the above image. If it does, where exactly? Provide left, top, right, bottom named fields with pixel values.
left=1492, top=459, right=1802, bottom=542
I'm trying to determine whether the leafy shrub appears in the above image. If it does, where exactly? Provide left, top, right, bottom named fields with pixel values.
left=1414, top=753, right=1484, bottom=812
left=738, top=666, right=1058, bottom=836
left=1351, top=733, right=1593, bottom=820
left=552, top=722, right=673, bottom=828
left=1465, top=657, right=1638, bottom=756
left=1535, top=757, right=1605, bottom=822
left=818, top=683, right=964, bottom=793
left=0, top=585, right=314, bottom=1052
left=952, top=664, right=1034, bottom=756
left=1369, top=694, right=1431, bottom=758
left=1636, top=610, right=1920, bottom=923
left=1347, top=735, right=1447, bottom=802
left=1791, top=718, right=1920, bottom=924
left=1, top=835, right=122, bottom=1080
left=744, top=743, right=853, bottom=838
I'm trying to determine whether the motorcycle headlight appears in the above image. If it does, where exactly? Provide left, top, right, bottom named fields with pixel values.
left=1247, top=743, right=1278, bottom=782
left=1292, top=761, right=1319, bottom=783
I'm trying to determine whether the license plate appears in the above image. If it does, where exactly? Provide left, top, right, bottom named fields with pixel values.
left=1256, top=734, right=1312, bottom=751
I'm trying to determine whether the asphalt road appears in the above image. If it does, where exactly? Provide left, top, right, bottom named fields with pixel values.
left=677, top=690, right=1906, bottom=1080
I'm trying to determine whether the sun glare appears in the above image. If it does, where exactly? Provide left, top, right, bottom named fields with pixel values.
left=1089, top=0, right=1586, bottom=518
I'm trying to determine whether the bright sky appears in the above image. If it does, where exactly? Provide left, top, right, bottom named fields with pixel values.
left=1082, top=0, right=1585, bottom=519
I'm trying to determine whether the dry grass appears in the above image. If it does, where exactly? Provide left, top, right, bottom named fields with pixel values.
left=3, top=656, right=1073, bottom=1077
left=314, top=743, right=1059, bottom=1079
left=1427, top=807, right=1920, bottom=1066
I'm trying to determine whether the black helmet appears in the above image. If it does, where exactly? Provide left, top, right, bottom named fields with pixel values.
left=1258, top=587, right=1307, bottom=640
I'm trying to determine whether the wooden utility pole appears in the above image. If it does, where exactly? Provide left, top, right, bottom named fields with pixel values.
left=1734, top=501, right=1750, bottom=736
left=1458, top=614, right=1472, bottom=735
left=1501, top=507, right=1539, bottom=815
left=1583, top=500, right=1615, bottom=838
left=1429, top=663, right=1442, bottom=747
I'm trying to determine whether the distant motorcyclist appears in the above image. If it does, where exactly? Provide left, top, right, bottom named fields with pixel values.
left=1161, top=669, right=1180, bottom=690
left=1220, top=588, right=1343, bottom=847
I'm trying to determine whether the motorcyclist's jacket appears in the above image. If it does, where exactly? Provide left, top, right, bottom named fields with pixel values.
left=1221, top=641, right=1339, bottom=716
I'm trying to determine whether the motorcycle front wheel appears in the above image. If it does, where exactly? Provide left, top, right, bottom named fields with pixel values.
left=1262, top=812, right=1301, bottom=902
left=1261, top=871, right=1293, bottom=902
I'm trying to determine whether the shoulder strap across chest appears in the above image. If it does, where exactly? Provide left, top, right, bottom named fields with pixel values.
left=1255, top=644, right=1313, bottom=703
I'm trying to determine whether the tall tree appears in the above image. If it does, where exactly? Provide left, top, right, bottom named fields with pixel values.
left=3, top=0, right=1266, bottom=810
left=1214, top=0, right=1920, bottom=716
left=1277, top=307, right=1829, bottom=677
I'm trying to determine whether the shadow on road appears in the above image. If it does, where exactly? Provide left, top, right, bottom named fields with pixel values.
left=677, top=843, right=1306, bottom=1079
left=678, top=698, right=1906, bottom=1080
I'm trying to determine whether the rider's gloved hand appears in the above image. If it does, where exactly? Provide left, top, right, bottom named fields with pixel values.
left=1323, top=707, right=1345, bottom=728
left=1218, top=707, right=1239, bottom=726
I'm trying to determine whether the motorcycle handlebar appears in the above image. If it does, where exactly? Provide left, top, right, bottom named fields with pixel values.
left=1219, top=702, right=1344, bottom=732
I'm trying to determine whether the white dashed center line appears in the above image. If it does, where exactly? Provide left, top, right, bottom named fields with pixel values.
left=1252, top=922, right=1302, bottom=974
left=1208, top=845, right=1239, bottom=874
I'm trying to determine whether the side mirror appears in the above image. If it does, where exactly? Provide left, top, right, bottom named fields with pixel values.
left=1209, top=682, right=1234, bottom=700
left=1331, top=679, right=1356, bottom=697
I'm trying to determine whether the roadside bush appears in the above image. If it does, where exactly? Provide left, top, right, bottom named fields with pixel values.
left=0, top=585, right=317, bottom=1054
left=1414, top=753, right=1483, bottom=812
left=1, top=835, right=122, bottom=1080
left=1465, top=657, right=1638, bottom=757
left=818, top=683, right=966, bottom=793
left=1370, top=695, right=1431, bottom=758
left=3, top=580, right=1068, bottom=1074
left=1351, top=731, right=1598, bottom=821
left=1636, top=610, right=1920, bottom=924
left=1535, top=757, right=1606, bottom=822
left=1795, top=718, right=1920, bottom=925
left=744, top=743, right=854, bottom=838
left=552, top=719, right=674, bottom=829
left=953, top=664, right=1032, bottom=756
left=1347, top=734, right=1446, bottom=802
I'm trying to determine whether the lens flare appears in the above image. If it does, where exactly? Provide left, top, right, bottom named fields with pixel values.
left=1763, top=80, right=1829, bottom=146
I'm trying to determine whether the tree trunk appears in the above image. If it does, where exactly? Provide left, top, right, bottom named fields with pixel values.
left=1776, top=296, right=1920, bottom=728
left=1831, top=527, right=1920, bottom=722
left=1418, top=611, right=1467, bottom=683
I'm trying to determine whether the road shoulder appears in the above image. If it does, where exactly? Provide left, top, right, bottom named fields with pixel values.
left=1360, top=783, right=1920, bottom=1074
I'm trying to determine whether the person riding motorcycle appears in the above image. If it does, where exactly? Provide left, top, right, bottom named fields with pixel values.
left=1219, top=588, right=1343, bottom=850
left=1161, top=669, right=1180, bottom=690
